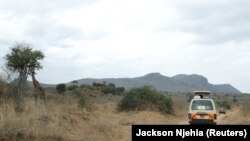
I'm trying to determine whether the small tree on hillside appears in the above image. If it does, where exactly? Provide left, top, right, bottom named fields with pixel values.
left=71, top=80, right=78, bottom=85
left=4, top=42, right=45, bottom=112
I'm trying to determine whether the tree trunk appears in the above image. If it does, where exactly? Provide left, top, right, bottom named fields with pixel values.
left=14, top=73, right=27, bottom=112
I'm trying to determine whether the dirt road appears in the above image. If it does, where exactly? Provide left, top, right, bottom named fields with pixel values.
left=171, top=105, right=250, bottom=125
left=217, top=107, right=250, bottom=124
left=176, top=107, right=249, bottom=125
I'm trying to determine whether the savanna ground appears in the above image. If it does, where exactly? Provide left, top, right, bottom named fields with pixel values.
left=0, top=87, right=249, bottom=141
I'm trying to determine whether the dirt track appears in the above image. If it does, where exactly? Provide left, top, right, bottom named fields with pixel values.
left=176, top=107, right=249, bottom=125
left=217, top=107, right=250, bottom=124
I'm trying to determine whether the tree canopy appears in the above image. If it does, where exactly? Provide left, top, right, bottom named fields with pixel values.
left=5, top=43, right=45, bottom=78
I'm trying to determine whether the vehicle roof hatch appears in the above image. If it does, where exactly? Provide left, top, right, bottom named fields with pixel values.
left=193, top=91, right=211, bottom=99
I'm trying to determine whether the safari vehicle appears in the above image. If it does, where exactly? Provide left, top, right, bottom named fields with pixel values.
left=188, top=91, right=217, bottom=125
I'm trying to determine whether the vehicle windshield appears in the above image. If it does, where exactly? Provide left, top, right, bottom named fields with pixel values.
left=191, top=100, right=213, bottom=110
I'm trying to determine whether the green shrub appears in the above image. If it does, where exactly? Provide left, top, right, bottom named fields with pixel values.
left=118, top=86, right=174, bottom=114
left=56, top=84, right=66, bottom=94
left=73, top=90, right=85, bottom=108
left=116, top=87, right=125, bottom=95
left=101, top=84, right=125, bottom=95
left=92, top=82, right=105, bottom=87
left=67, top=85, right=78, bottom=91
left=217, top=100, right=232, bottom=110
left=101, top=85, right=115, bottom=94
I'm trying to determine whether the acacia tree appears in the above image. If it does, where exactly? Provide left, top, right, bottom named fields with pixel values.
left=5, top=42, right=44, bottom=111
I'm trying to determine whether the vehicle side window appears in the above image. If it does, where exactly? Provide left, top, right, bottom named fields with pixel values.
left=191, top=100, right=213, bottom=110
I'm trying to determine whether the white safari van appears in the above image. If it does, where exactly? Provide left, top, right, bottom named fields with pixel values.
left=188, top=91, right=217, bottom=125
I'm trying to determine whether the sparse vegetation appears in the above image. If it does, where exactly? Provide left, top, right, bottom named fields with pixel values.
left=0, top=77, right=6, bottom=98
left=101, top=83, right=125, bottom=95
left=217, top=100, right=232, bottom=110
left=233, top=95, right=238, bottom=103
left=101, top=84, right=116, bottom=94
left=116, top=87, right=125, bottom=94
left=118, top=86, right=174, bottom=114
left=67, top=85, right=78, bottom=91
left=0, top=83, right=248, bottom=140
left=241, top=98, right=250, bottom=116
left=186, top=93, right=193, bottom=102
left=73, top=89, right=86, bottom=108
left=92, top=82, right=105, bottom=87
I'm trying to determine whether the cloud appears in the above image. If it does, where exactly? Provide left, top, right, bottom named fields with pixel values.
left=0, top=0, right=249, bottom=92
left=157, top=0, right=250, bottom=44
left=0, top=0, right=96, bottom=17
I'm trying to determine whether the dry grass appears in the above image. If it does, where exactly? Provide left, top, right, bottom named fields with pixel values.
left=0, top=93, right=249, bottom=141
left=0, top=100, right=70, bottom=141
left=217, top=97, right=250, bottom=124
left=0, top=94, right=186, bottom=141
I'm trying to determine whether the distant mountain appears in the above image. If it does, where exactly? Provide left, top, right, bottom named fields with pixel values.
left=74, top=73, right=241, bottom=94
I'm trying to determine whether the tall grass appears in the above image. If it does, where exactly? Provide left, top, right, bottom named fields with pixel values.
left=0, top=100, right=69, bottom=141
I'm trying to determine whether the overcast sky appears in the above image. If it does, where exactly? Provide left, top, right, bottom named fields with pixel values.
left=0, top=0, right=249, bottom=93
